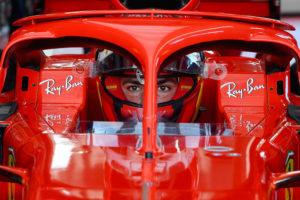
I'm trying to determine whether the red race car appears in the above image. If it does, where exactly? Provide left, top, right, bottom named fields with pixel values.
left=0, top=9, right=300, bottom=200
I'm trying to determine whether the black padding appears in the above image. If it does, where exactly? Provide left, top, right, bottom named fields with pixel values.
left=21, top=65, right=40, bottom=71
left=0, top=102, right=18, bottom=121
left=0, top=126, right=8, bottom=164
left=287, top=104, right=300, bottom=124
left=21, top=76, right=29, bottom=91
left=277, top=80, right=284, bottom=95
left=290, top=63, right=300, bottom=95
left=2, top=55, right=17, bottom=93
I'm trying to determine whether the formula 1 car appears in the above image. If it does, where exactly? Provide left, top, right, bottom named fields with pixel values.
left=0, top=8, right=300, bottom=200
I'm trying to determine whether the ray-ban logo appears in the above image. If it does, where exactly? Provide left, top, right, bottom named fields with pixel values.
left=39, top=75, right=83, bottom=95
left=220, top=78, right=264, bottom=99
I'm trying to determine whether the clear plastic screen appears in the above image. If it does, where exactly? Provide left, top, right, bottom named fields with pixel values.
left=71, top=122, right=234, bottom=150
left=74, top=121, right=232, bottom=136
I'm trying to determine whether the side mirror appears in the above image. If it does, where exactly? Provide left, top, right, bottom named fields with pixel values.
left=273, top=171, right=300, bottom=189
left=269, top=171, right=300, bottom=199
left=0, top=165, right=27, bottom=184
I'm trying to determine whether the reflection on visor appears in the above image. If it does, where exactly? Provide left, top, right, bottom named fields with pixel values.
left=96, top=49, right=138, bottom=73
left=163, top=52, right=205, bottom=75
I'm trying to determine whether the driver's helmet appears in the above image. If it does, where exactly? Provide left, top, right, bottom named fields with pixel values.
left=95, top=49, right=205, bottom=122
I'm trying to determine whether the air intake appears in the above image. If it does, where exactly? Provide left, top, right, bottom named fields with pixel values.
left=119, top=0, right=190, bottom=10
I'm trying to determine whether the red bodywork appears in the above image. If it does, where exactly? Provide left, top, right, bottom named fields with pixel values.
left=0, top=9, right=300, bottom=200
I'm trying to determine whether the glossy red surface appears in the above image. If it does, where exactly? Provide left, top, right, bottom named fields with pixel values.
left=0, top=9, right=300, bottom=200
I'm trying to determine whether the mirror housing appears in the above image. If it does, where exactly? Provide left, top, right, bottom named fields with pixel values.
left=0, top=165, right=27, bottom=184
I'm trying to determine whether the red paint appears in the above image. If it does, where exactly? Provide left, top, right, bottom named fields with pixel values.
left=0, top=9, right=299, bottom=200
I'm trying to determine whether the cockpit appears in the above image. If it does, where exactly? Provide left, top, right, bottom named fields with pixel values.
left=1, top=38, right=299, bottom=137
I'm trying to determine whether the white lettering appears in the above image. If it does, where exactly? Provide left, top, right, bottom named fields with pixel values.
left=39, top=75, right=83, bottom=95
left=221, top=78, right=264, bottom=99
left=45, top=114, right=62, bottom=126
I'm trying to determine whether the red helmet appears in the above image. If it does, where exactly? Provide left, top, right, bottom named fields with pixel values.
left=96, top=49, right=205, bottom=122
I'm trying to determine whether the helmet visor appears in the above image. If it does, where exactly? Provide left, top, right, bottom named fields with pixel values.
left=162, top=51, right=205, bottom=75
left=96, top=49, right=139, bottom=73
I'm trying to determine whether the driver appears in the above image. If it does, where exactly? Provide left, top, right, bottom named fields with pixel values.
left=95, top=49, right=205, bottom=122
left=120, top=76, right=178, bottom=105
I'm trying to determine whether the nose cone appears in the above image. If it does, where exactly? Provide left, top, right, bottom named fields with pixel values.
left=35, top=133, right=268, bottom=200
left=152, top=135, right=268, bottom=199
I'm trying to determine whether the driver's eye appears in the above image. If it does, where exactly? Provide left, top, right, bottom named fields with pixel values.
left=158, top=85, right=170, bottom=92
left=127, top=85, right=141, bottom=92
